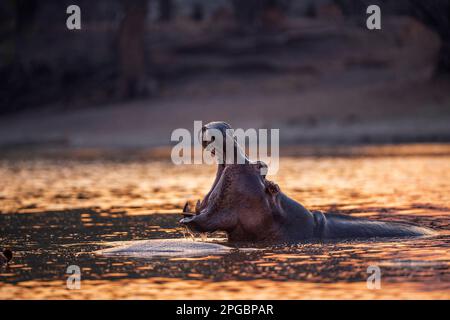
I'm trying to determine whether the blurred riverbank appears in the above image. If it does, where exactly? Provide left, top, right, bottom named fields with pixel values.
left=2, top=13, right=450, bottom=149
left=1, top=76, right=449, bottom=149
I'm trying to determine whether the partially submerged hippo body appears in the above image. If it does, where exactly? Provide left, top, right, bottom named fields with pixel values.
left=180, top=122, right=435, bottom=242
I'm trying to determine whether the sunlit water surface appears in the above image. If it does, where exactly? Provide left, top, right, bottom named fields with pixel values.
left=0, top=145, right=449, bottom=299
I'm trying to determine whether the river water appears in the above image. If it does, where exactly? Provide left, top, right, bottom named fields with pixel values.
left=0, top=145, right=449, bottom=299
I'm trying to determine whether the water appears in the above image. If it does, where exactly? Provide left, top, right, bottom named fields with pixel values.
left=0, top=145, right=449, bottom=299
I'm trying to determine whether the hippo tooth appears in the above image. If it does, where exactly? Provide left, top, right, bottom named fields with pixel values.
left=195, top=200, right=201, bottom=213
left=182, top=202, right=196, bottom=217
left=183, top=202, right=191, bottom=213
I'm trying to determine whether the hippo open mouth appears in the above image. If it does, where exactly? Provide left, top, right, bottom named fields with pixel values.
left=180, top=121, right=249, bottom=234
left=179, top=161, right=268, bottom=237
left=179, top=121, right=436, bottom=242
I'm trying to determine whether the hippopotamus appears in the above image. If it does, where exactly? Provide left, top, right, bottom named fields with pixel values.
left=179, top=121, right=435, bottom=242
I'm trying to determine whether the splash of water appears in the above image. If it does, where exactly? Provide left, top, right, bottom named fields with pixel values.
left=181, top=225, right=208, bottom=242
left=181, top=225, right=197, bottom=241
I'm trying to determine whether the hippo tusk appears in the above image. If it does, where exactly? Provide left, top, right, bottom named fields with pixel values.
left=195, top=200, right=201, bottom=213
left=182, top=202, right=196, bottom=217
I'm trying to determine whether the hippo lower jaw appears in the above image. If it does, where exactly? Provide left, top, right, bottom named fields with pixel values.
left=179, top=215, right=209, bottom=233
left=179, top=201, right=205, bottom=232
left=179, top=217, right=212, bottom=233
left=179, top=209, right=220, bottom=234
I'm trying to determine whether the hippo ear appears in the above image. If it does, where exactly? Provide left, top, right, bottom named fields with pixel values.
left=265, top=181, right=280, bottom=195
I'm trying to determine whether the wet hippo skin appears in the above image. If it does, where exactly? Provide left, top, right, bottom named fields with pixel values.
left=180, top=122, right=436, bottom=242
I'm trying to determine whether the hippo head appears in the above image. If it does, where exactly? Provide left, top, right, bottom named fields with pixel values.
left=180, top=162, right=283, bottom=242
left=180, top=121, right=283, bottom=242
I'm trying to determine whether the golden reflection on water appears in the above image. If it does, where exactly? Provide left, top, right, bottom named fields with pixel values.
left=0, top=155, right=449, bottom=217
left=0, top=145, right=449, bottom=299
left=1, top=279, right=449, bottom=300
